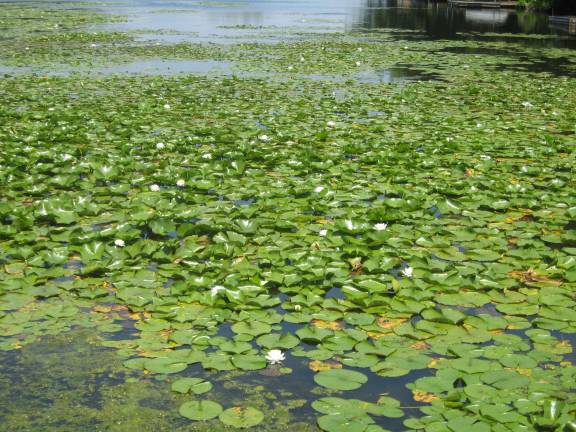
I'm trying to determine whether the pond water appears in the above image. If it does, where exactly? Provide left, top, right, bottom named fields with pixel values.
left=0, top=0, right=575, bottom=431
left=103, top=0, right=575, bottom=43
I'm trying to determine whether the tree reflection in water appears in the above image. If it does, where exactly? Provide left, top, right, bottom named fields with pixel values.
left=351, top=0, right=554, bottom=37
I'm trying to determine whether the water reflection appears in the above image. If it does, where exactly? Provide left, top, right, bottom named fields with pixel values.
left=464, top=9, right=510, bottom=26
left=104, top=0, right=576, bottom=45
left=351, top=0, right=556, bottom=37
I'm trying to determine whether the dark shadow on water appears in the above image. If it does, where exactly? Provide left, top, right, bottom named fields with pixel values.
left=437, top=46, right=576, bottom=77
left=352, top=0, right=576, bottom=47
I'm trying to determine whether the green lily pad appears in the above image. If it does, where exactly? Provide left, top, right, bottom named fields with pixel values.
left=219, top=407, right=264, bottom=428
left=179, top=400, right=223, bottom=421
left=171, top=378, right=213, bottom=395
left=231, top=321, right=271, bottom=336
left=314, top=369, right=368, bottom=391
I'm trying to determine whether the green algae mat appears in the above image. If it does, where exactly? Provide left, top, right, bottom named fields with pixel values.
left=0, top=1, right=575, bottom=431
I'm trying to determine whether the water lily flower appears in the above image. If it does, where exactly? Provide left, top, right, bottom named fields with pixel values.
left=522, top=101, right=533, bottom=108
left=319, top=229, right=327, bottom=237
left=210, top=285, right=226, bottom=297
left=357, top=47, right=363, bottom=52
left=476, top=123, right=482, bottom=128
left=288, top=65, right=293, bottom=71
left=265, top=349, right=285, bottom=365
left=326, top=121, right=336, bottom=127
left=90, top=43, right=97, bottom=48
left=163, top=104, right=171, bottom=110
left=300, top=56, right=305, bottom=62
left=402, top=266, right=414, bottom=278
left=61, top=153, right=73, bottom=161
left=314, top=186, right=325, bottom=193
left=294, top=304, right=302, bottom=311
left=201, top=153, right=212, bottom=159
left=114, top=239, right=125, bottom=247
left=373, top=223, right=388, bottom=231
left=156, top=142, right=165, bottom=150
left=355, top=61, right=361, bottom=66
left=176, top=179, right=185, bottom=187
left=150, top=184, right=160, bottom=192
left=344, top=219, right=354, bottom=230
left=259, top=135, right=270, bottom=142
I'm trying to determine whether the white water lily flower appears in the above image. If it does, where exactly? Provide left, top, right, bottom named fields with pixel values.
left=210, top=285, right=226, bottom=297
left=357, top=47, right=363, bottom=52
left=319, top=229, right=327, bottom=237
left=326, top=121, right=336, bottom=127
left=163, top=103, right=171, bottom=110
left=344, top=219, right=354, bottom=230
left=294, top=304, right=302, bottom=311
left=373, top=223, right=388, bottom=231
left=402, top=266, right=414, bottom=278
left=355, top=61, right=361, bottom=66
left=314, top=186, right=325, bottom=193
left=288, top=65, right=293, bottom=71
left=259, top=135, right=270, bottom=142
left=176, top=179, right=185, bottom=187
left=300, top=56, right=305, bottom=62
left=476, top=123, right=482, bottom=128
left=114, top=239, right=125, bottom=247
left=90, top=43, right=97, bottom=48
left=201, top=153, right=212, bottom=159
left=149, top=184, right=160, bottom=192
left=61, top=153, right=73, bottom=161
left=522, top=101, right=533, bottom=108
left=156, top=142, right=165, bottom=150
left=265, top=349, right=285, bottom=365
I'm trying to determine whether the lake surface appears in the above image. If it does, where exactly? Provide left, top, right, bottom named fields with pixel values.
left=103, top=0, right=575, bottom=44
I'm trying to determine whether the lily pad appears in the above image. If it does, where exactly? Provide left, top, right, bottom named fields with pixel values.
left=219, top=407, right=264, bottom=428
left=314, top=369, right=368, bottom=391
left=179, top=400, right=223, bottom=421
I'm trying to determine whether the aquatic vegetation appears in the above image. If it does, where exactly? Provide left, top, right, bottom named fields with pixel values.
left=0, top=1, right=575, bottom=431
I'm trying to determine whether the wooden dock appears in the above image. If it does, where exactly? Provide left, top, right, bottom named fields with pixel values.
left=549, top=16, right=576, bottom=34
left=448, top=0, right=518, bottom=8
